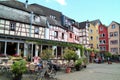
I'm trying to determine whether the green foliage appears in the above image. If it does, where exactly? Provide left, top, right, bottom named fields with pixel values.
left=94, top=49, right=100, bottom=53
left=40, top=48, right=53, bottom=60
left=82, top=57, right=88, bottom=65
left=27, top=39, right=83, bottom=49
left=11, top=59, right=27, bottom=76
left=85, top=48, right=93, bottom=52
left=75, top=58, right=82, bottom=66
left=80, top=46, right=84, bottom=57
left=63, top=48, right=79, bottom=61
left=105, top=52, right=112, bottom=58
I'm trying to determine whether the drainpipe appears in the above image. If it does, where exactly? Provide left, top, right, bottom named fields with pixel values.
left=29, top=11, right=33, bottom=37
left=4, top=41, right=7, bottom=56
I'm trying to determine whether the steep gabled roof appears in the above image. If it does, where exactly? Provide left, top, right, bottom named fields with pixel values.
left=90, top=19, right=102, bottom=26
left=79, top=21, right=89, bottom=29
left=113, top=21, right=120, bottom=26
left=108, top=21, right=120, bottom=27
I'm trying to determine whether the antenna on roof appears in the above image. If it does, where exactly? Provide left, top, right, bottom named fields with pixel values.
left=25, top=0, right=28, bottom=8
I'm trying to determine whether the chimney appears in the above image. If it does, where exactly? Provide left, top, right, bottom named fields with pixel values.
left=25, top=0, right=28, bottom=8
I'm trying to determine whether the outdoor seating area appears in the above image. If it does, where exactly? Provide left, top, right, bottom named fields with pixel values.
left=0, top=55, right=88, bottom=80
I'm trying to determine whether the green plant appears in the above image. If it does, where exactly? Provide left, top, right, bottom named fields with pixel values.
left=63, top=48, right=79, bottom=62
left=105, top=52, right=112, bottom=58
left=11, top=59, right=27, bottom=80
left=75, top=58, right=82, bottom=66
left=75, top=58, right=83, bottom=71
left=40, top=48, right=54, bottom=60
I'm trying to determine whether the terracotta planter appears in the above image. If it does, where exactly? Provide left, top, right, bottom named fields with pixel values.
left=66, top=67, right=71, bottom=73
left=108, top=61, right=112, bottom=64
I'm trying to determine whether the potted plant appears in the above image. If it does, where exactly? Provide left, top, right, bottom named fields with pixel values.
left=11, top=59, right=27, bottom=80
left=40, top=48, right=54, bottom=60
left=75, top=58, right=82, bottom=71
left=82, top=57, right=88, bottom=68
left=63, top=48, right=79, bottom=62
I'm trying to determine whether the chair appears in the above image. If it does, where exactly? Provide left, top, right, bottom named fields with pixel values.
left=29, top=62, right=37, bottom=73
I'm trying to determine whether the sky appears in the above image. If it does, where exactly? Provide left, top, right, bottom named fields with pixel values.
left=18, top=0, right=120, bottom=26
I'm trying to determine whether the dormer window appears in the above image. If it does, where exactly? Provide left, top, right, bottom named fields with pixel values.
left=50, top=15, right=56, bottom=19
left=10, top=21, right=16, bottom=31
left=34, top=16, right=40, bottom=23
left=34, top=27, right=39, bottom=34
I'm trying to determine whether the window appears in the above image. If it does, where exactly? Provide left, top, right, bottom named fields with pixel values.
left=90, top=44, right=93, bottom=48
left=62, top=33, right=64, bottom=39
left=75, top=36, right=79, bottom=41
left=90, top=36, right=93, bottom=40
left=100, top=46, right=106, bottom=51
left=68, top=26, right=73, bottom=31
left=110, top=32, right=113, bottom=37
left=96, top=30, right=98, bottom=33
left=103, top=40, right=106, bottom=44
left=70, top=33, right=72, bottom=38
left=114, top=32, right=118, bottom=36
left=100, top=34, right=102, bottom=37
left=96, top=36, right=99, bottom=40
left=10, top=21, right=16, bottom=31
left=97, top=44, right=99, bottom=49
left=111, top=48, right=118, bottom=52
left=100, top=40, right=106, bottom=44
left=34, top=27, right=39, bottom=34
left=100, top=34, right=105, bottom=37
left=110, top=40, right=118, bottom=44
left=100, top=27, right=103, bottom=31
left=54, top=31, right=58, bottom=38
left=111, top=24, right=115, bottom=29
left=103, top=34, right=105, bottom=37
left=50, top=15, right=56, bottom=19
left=34, top=16, right=40, bottom=22
left=90, top=29, right=93, bottom=33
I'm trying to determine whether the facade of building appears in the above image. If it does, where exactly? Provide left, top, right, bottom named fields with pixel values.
left=98, top=24, right=109, bottom=55
left=108, top=21, right=120, bottom=55
left=79, top=21, right=89, bottom=48
left=0, top=0, right=81, bottom=60
left=89, top=20, right=101, bottom=50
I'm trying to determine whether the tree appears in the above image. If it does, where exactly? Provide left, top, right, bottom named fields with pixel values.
left=40, top=48, right=54, bottom=60
left=105, top=52, right=112, bottom=58
left=63, top=48, right=79, bottom=62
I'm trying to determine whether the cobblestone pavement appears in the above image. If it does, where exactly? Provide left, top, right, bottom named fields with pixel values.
left=56, top=63, right=120, bottom=80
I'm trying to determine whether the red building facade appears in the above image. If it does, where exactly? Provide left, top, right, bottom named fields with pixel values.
left=99, top=24, right=109, bottom=54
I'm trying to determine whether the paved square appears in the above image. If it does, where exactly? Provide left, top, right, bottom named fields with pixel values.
left=56, top=63, right=120, bottom=80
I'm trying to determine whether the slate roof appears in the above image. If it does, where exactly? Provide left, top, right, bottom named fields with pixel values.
left=47, top=17, right=61, bottom=26
left=79, top=21, right=89, bottom=29
left=0, top=1, right=30, bottom=12
left=90, top=19, right=101, bottom=26
left=29, top=4, right=62, bottom=22
left=0, top=1, right=47, bottom=27
left=113, top=21, right=120, bottom=26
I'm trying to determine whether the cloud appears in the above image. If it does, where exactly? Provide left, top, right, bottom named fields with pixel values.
left=44, top=0, right=67, bottom=6
left=55, top=0, right=67, bottom=5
